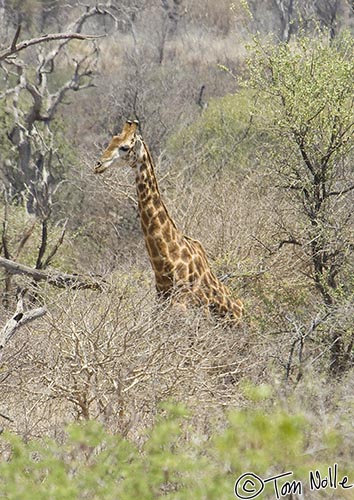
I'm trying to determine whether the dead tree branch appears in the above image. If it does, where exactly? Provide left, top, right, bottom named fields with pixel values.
left=0, top=256, right=104, bottom=291
left=0, top=292, right=46, bottom=355
left=0, top=31, right=104, bottom=62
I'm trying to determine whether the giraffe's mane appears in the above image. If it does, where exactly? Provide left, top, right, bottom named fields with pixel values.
left=140, top=138, right=179, bottom=232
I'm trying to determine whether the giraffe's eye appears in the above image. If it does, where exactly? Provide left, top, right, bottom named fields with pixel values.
left=119, top=145, right=130, bottom=152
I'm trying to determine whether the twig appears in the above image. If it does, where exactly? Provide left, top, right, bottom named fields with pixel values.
left=36, top=218, right=48, bottom=270
left=42, top=219, right=68, bottom=269
left=0, top=411, right=14, bottom=423
left=197, top=84, right=207, bottom=110
left=10, top=24, right=22, bottom=51
left=1, top=194, right=10, bottom=260
left=1, top=195, right=12, bottom=309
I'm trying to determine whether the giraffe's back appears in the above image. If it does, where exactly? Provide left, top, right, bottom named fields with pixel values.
left=152, top=234, right=243, bottom=322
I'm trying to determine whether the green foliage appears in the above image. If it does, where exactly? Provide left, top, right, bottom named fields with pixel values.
left=167, top=90, right=261, bottom=177
left=244, top=30, right=354, bottom=175
left=0, top=399, right=351, bottom=499
left=0, top=201, right=76, bottom=272
left=243, top=30, right=354, bottom=309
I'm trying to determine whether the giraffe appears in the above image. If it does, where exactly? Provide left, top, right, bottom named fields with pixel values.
left=94, top=120, right=243, bottom=323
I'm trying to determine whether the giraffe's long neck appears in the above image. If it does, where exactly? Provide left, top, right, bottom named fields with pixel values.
left=134, top=142, right=180, bottom=290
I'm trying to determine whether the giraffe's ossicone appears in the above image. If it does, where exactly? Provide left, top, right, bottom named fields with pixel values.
left=94, top=120, right=243, bottom=323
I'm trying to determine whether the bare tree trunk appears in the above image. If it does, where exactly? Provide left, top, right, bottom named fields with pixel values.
left=274, top=0, right=294, bottom=42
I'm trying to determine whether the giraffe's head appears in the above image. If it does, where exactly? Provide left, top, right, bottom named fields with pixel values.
left=94, top=120, right=141, bottom=174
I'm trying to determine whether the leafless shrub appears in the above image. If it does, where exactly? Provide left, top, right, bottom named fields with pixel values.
left=0, top=272, right=264, bottom=439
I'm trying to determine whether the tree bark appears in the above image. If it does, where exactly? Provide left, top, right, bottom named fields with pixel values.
left=0, top=256, right=104, bottom=291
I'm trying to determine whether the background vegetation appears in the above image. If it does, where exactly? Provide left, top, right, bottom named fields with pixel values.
left=0, top=0, right=353, bottom=498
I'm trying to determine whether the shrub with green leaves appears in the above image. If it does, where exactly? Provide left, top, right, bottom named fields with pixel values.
left=0, top=397, right=351, bottom=499
left=242, top=31, right=354, bottom=373
left=243, top=30, right=354, bottom=300
left=167, top=90, right=262, bottom=178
